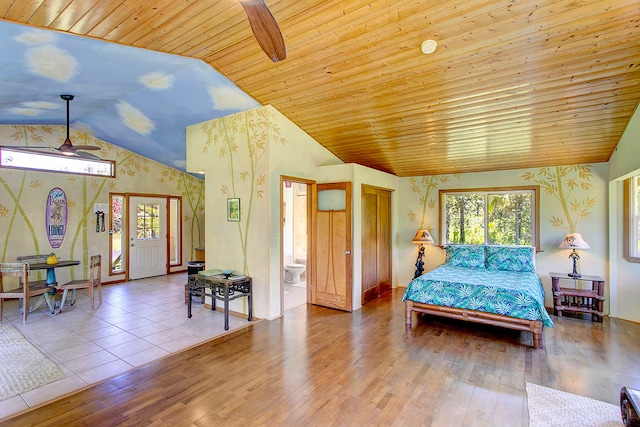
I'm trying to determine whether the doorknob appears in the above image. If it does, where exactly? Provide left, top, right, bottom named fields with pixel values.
left=345, top=250, right=351, bottom=255
left=131, top=243, right=135, bottom=247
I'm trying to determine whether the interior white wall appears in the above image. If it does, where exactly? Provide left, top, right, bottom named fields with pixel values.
left=607, top=103, right=640, bottom=322
left=282, top=185, right=294, bottom=264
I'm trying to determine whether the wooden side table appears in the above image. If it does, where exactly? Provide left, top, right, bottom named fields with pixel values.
left=550, top=272, right=604, bottom=322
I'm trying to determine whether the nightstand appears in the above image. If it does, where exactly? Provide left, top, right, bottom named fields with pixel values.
left=549, top=272, right=604, bottom=322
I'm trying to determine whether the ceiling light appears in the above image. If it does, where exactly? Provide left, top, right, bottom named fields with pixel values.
left=421, top=39, right=437, bottom=54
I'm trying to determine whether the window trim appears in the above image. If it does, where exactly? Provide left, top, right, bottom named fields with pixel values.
left=439, top=185, right=540, bottom=251
left=623, top=178, right=640, bottom=263
left=168, top=196, right=182, bottom=267
left=109, top=193, right=125, bottom=276
left=1, top=146, right=115, bottom=178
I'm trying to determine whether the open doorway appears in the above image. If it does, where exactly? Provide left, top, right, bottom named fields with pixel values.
left=281, top=177, right=312, bottom=313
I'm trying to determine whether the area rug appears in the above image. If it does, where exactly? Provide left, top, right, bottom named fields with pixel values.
left=526, top=382, right=622, bottom=427
left=0, top=324, right=65, bottom=401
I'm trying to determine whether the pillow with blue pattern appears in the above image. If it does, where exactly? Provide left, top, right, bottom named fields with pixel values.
left=444, top=245, right=486, bottom=269
left=485, top=245, right=536, bottom=272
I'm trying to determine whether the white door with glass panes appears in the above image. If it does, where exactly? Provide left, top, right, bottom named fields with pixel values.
left=129, top=196, right=167, bottom=280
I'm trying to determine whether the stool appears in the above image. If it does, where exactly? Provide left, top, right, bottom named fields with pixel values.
left=184, top=284, right=205, bottom=304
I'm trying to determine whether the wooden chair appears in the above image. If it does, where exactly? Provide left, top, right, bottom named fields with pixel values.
left=0, top=262, right=52, bottom=324
left=56, top=255, right=102, bottom=311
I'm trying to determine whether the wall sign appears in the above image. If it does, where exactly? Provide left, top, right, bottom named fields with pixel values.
left=46, top=187, right=67, bottom=249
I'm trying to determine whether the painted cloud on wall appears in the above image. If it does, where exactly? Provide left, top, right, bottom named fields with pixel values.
left=139, top=72, right=174, bottom=90
left=24, top=43, right=78, bottom=83
left=117, top=101, right=155, bottom=135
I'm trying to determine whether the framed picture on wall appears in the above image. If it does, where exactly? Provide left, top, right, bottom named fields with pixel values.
left=227, top=198, right=240, bottom=222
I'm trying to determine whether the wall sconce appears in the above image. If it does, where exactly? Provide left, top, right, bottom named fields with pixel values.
left=559, top=232, right=590, bottom=277
left=412, top=229, right=434, bottom=278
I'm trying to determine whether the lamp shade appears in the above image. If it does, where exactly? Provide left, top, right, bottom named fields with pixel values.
left=559, top=233, right=590, bottom=249
left=412, top=229, right=434, bottom=244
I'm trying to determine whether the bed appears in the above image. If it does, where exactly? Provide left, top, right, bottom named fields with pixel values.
left=403, top=245, right=554, bottom=349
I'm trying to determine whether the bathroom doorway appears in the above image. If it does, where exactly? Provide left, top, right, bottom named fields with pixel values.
left=281, top=177, right=312, bottom=314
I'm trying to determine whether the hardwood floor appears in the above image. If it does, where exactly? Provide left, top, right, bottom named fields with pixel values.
left=4, top=288, right=640, bottom=426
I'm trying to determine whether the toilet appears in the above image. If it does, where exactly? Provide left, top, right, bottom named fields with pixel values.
left=284, top=263, right=306, bottom=284
left=295, top=256, right=307, bottom=280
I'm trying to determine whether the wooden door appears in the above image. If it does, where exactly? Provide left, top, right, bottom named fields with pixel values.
left=377, top=188, right=392, bottom=295
left=312, top=182, right=352, bottom=311
left=361, top=187, right=378, bottom=304
left=361, top=185, right=392, bottom=305
left=128, top=196, right=167, bottom=280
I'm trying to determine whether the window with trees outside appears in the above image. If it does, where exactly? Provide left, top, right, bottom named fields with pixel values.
left=137, top=203, right=160, bottom=239
left=440, top=186, right=539, bottom=249
left=110, top=194, right=124, bottom=275
left=624, top=177, right=640, bottom=262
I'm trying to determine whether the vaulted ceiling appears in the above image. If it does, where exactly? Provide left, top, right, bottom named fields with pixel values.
left=1, top=0, right=639, bottom=177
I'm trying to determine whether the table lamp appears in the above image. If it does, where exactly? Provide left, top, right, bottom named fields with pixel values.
left=412, top=229, right=434, bottom=278
left=559, top=232, right=590, bottom=278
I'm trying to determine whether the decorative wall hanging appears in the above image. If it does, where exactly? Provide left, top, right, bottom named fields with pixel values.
left=96, top=211, right=105, bottom=232
left=46, top=187, right=67, bottom=248
left=227, top=198, right=240, bottom=222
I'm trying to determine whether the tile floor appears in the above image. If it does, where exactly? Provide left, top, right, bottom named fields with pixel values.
left=0, top=273, right=257, bottom=421
left=283, top=280, right=307, bottom=311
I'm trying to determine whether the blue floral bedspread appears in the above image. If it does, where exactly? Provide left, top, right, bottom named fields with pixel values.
left=402, top=265, right=554, bottom=328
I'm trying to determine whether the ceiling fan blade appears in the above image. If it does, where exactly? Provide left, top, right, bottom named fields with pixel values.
left=11, top=146, right=52, bottom=150
left=71, top=145, right=101, bottom=151
left=57, top=137, right=76, bottom=154
left=240, top=0, right=286, bottom=62
left=75, top=150, right=101, bottom=160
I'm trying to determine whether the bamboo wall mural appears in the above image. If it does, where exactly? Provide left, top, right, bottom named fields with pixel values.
left=160, top=169, right=205, bottom=259
left=407, top=175, right=458, bottom=232
left=522, top=165, right=596, bottom=233
left=1, top=126, right=46, bottom=263
left=200, top=107, right=286, bottom=275
left=0, top=124, right=205, bottom=280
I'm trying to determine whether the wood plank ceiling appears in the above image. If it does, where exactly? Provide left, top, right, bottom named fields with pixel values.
left=2, top=0, right=639, bottom=177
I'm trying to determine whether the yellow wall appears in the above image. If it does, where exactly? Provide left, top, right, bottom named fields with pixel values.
left=187, top=104, right=638, bottom=324
left=398, top=164, right=609, bottom=310
left=187, top=106, right=345, bottom=319
left=0, top=125, right=205, bottom=284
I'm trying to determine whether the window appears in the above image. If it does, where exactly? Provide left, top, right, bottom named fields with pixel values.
left=137, top=203, right=160, bottom=239
left=169, top=197, right=181, bottom=266
left=624, top=177, right=640, bottom=262
left=110, top=194, right=125, bottom=275
left=0, top=146, right=115, bottom=177
left=440, top=186, right=539, bottom=249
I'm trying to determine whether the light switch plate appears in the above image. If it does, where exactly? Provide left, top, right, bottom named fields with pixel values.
left=94, top=202, right=108, bottom=213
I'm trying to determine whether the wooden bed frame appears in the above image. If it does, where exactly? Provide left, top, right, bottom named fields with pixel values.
left=405, top=300, right=544, bottom=349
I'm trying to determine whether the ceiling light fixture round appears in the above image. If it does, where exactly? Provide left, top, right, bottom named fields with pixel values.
left=421, top=39, right=438, bottom=54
